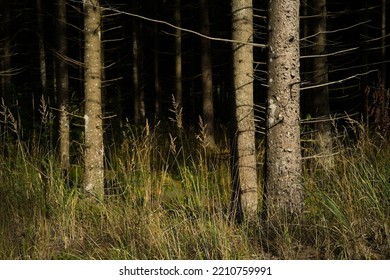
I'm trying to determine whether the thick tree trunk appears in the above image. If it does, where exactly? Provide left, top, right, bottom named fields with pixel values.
left=265, top=0, right=303, bottom=221
left=83, top=0, right=104, bottom=198
left=56, top=0, right=70, bottom=174
left=311, top=0, right=333, bottom=169
left=230, top=0, right=258, bottom=222
left=200, top=0, right=216, bottom=148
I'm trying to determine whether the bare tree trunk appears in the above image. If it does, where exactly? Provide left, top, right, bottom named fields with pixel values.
left=153, top=5, right=161, bottom=118
left=265, top=0, right=303, bottom=221
left=381, top=0, right=388, bottom=133
left=230, top=0, right=258, bottom=222
left=382, top=0, right=387, bottom=90
left=311, top=0, right=333, bottom=169
left=362, top=0, right=369, bottom=127
left=200, top=0, right=216, bottom=148
left=132, top=16, right=140, bottom=123
left=0, top=0, right=11, bottom=102
left=36, top=0, right=47, bottom=93
left=174, top=0, right=183, bottom=114
left=56, top=0, right=70, bottom=175
left=83, top=0, right=104, bottom=198
left=132, top=0, right=145, bottom=124
left=301, top=0, right=312, bottom=117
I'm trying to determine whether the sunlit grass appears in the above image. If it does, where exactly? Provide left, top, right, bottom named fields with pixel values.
left=0, top=114, right=389, bottom=259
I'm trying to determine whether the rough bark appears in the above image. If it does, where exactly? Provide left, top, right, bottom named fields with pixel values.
left=230, top=0, right=258, bottom=222
left=56, top=0, right=70, bottom=174
left=200, top=0, right=216, bottom=148
left=265, top=0, right=303, bottom=221
left=84, top=0, right=104, bottom=198
left=311, top=0, right=333, bottom=169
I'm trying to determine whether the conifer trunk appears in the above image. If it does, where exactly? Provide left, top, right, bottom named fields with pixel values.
left=83, top=0, right=104, bottom=198
left=230, top=0, right=258, bottom=222
left=265, top=0, right=303, bottom=221
left=56, top=0, right=70, bottom=174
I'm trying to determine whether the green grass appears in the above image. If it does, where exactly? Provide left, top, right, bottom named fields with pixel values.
left=0, top=118, right=390, bottom=259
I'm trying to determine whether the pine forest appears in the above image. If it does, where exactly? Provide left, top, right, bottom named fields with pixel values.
left=0, top=0, right=390, bottom=259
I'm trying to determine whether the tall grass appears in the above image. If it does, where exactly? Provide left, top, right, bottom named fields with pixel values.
left=0, top=105, right=389, bottom=259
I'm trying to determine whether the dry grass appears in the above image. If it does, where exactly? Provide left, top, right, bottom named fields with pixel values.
left=0, top=106, right=389, bottom=259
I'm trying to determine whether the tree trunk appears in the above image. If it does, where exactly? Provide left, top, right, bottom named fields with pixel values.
left=0, top=0, right=11, bottom=102
left=132, top=0, right=145, bottom=124
left=36, top=0, right=47, bottom=93
left=230, top=0, right=258, bottom=222
left=311, top=0, right=333, bottom=169
left=56, top=0, right=70, bottom=175
left=265, top=0, right=303, bottom=221
left=153, top=4, right=161, bottom=118
left=301, top=0, right=312, bottom=118
left=200, top=0, right=216, bottom=148
left=382, top=0, right=387, bottom=90
left=174, top=0, right=183, bottom=114
left=83, top=0, right=104, bottom=198
left=381, top=0, right=388, bottom=134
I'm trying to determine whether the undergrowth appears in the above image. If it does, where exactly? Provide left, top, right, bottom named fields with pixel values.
left=0, top=112, right=389, bottom=259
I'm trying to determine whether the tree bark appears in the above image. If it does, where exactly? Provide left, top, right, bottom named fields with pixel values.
left=311, top=0, right=333, bottom=169
left=36, top=0, right=47, bottom=93
left=174, top=0, right=183, bottom=114
left=265, top=0, right=303, bottom=221
left=381, top=0, right=388, bottom=133
left=230, top=0, right=258, bottom=222
left=83, top=0, right=104, bottom=198
left=56, top=0, right=70, bottom=175
left=0, top=0, right=11, bottom=102
left=200, top=0, right=216, bottom=148
left=381, top=0, right=387, bottom=89
left=132, top=0, right=145, bottom=124
left=153, top=4, right=161, bottom=118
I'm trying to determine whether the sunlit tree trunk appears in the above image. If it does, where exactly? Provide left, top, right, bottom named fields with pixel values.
left=230, top=0, right=258, bottom=222
left=56, top=0, right=70, bottom=175
left=83, top=0, right=104, bottom=198
left=265, top=0, right=303, bottom=221
left=200, top=0, right=216, bottom=148
left=311, top=0, right=333, bottom=169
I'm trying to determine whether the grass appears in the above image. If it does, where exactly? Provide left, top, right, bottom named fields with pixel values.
left=0, top=110, right=390, bottom=259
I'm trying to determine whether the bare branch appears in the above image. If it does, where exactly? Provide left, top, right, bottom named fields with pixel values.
left=300, top=70, right=378, bottom=91
left=103, top=5, right=266, bottom=48
left=301, top=47, right=359, bottom=59
left=301, top=20, right=371, bottom=41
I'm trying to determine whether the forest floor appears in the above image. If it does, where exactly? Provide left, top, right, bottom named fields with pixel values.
left=0, top=120, right=389, bottom=260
